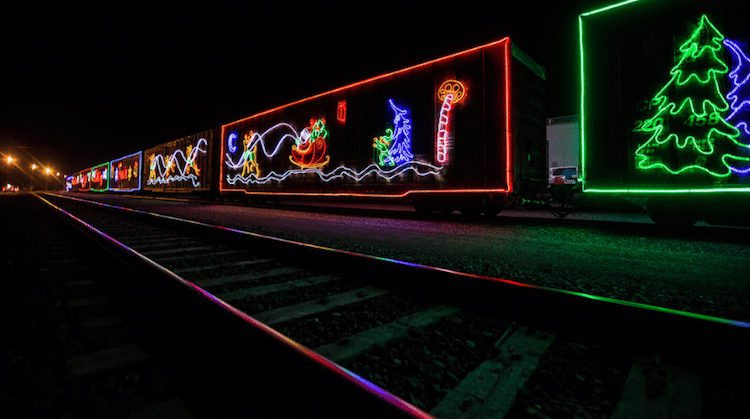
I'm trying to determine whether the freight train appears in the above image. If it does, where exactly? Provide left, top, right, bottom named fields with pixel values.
left=67, top=0, right=750, bottom=226
left=67, top=38, right=548, bottom=217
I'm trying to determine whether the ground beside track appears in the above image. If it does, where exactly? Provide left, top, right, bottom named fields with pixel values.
left=61, top=193, right=750, bottom=323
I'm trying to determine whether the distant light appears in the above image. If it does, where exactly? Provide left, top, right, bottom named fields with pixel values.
left=32, top=164, right=37, bottom=170
left=45, top=168, right=51, bottom=174
left=6, top=156, right=12, bottom=164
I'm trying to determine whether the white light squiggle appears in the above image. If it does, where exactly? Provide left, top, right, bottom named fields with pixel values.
left=148, top=138, right=208, bottom=188
left=225, top=123, right=299, bottom=170
left=226, top=161, right=443, bottom=185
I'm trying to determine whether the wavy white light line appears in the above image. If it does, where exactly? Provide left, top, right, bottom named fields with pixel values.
left=225, top=123, right=300, bottom=170
left=226, top=161, right=443, bottom=185
left=148, top=138, right=208, bottom=187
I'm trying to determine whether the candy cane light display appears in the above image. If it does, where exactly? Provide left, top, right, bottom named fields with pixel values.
left=436, top=80, right=467, bottom=164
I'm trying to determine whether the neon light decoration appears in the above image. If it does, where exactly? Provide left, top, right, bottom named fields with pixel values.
left=337, top=100, right=347, bottom=123
left=725, top=40, right=750, bottom=137
left=580, top=1, right=750, bottom=194
left=148, top=138, right=208, bottom=187
left=225, top=105, right=441, bottom=186
left=290, top=119, right=331, bottom=168
left=227, top=162, right=444, bottom=186
left=78, top=170, right=90, bottom=191
left=373, top=100, right=413, bottom=167
left=221, top=37, right=516, bottom=197
left=241, top=133, right=261, bottom=178
left=90, top=163, right=110, bottom=192
left=633, top=15, right=750, bottom=177
left=436, top=80, right=466, bottom=164
left=109, top=151, right=142, bottom=192
left=228, top=132, right=239, bottom=153
left=69, top=168, right=91, bottom=192
left=724, top=39, right=750, bottom=174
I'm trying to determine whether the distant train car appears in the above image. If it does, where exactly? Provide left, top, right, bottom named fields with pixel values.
left=109, top=151, right=142, bottom=192
left=143, top=129, right=219, bottom=195
left=579, top=0, right=750, bottom=225
left=68, top=168, right=91, bottom=192
left=220, top=37, right=547, bottom=215
left=90, top=162, right=110, bottom=192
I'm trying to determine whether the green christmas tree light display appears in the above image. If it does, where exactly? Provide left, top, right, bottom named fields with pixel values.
left=635, top=15, right=750, bottom=178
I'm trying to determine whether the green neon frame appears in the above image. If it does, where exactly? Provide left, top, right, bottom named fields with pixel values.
left=578, top=0, right=750, bottom=194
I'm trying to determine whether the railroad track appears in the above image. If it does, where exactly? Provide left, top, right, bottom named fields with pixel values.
left=1, top=194, right=195, bottom=418
left=34, top=193, right=750, bottom=418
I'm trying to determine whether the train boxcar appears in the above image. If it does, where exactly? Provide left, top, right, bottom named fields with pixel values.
left=579, top=0, right=750, bottom=225
left=90, top=162, right=110, bottom=192
left=68, top=168, right=91, bottom=192
left=109, top=151, right=142, bottom=192
left=143, top=129, right=219, bottom=195
left=220, top=38, right=546, bottom=215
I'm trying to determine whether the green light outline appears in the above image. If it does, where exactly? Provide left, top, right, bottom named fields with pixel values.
left=635, top=15, right=749, bottom=177
left=579, top=2, right=750, bottom=194
left=579, top=0, right=640, bottom=17
left=90, top=162, right=110, bottom=192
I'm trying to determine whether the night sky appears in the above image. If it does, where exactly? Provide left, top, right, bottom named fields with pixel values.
left=1, top=2, right=601, bottom=179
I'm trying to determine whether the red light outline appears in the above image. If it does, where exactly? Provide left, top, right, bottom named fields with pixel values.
left=505, top=41, right=513, bottom=193
left=220, top=38, right=512, bottom=198
left=337, top=99, right=347, bottom=123
left=77, top=168, right=92, bottom=192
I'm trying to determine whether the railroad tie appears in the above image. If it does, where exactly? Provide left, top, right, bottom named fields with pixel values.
left=252, top=286, right=390, bottom=326
left=610, top=357, right=701, bottom=419
left=315, top=305, right=461, bottom=364
left=216, top=274, right=338, bottom=302
left=66, top=344, right=149, bottom=380
left=429, top=325, right=554, bottom=419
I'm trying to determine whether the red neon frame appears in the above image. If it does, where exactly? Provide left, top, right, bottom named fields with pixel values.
left=220, top=37, right=512, bottom=198
left=76, top=168, right=92, bottom=192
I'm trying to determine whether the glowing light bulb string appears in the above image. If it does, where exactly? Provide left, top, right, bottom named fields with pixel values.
left=148, top=138, right=208, bottom=187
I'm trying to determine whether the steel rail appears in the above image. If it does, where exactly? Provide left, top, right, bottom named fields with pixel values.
left=36, top=193, right=434, bottom=418
left=42, top=192, right=750, bottom=377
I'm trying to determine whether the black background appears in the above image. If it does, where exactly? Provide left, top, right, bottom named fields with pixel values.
left=1, top=2, right=599, bottom=177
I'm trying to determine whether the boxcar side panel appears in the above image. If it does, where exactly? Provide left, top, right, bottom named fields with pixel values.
left=68, top=168, right=91, bottom=192
left=144, top=129, right=217, bottom=193
left=109, top=151, right=142, bottom=192
left=221, top=39, right=517, bottom=198
left=580, top=0, right=750, bottom=194
left=90, top=163, right=109, bottom=192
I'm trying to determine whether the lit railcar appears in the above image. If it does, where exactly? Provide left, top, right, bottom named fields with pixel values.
left=579, top=0, right=750, bottom=225
left=220, top=37, right=547, bottom=215
left=90, top=162, right=109, bottom=193
left=67, top=168, right=92, bottom=192
left=143, top=129, right=220, bottom=196
left=109, top=151, right=143, bottom=193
